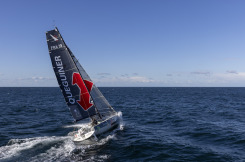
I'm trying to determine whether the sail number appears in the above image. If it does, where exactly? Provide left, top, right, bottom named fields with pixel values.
left=51, top=44, right=63, bottom=50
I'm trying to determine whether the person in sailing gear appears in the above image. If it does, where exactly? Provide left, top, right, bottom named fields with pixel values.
left=92, top=117, right=98, bottom=126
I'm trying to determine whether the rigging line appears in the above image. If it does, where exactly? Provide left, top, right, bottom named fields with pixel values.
left=67, top=44, right=102, bottom=119
left=69, top=51, right=103, bottom=119
left=93, top=92, right=115, bottom=112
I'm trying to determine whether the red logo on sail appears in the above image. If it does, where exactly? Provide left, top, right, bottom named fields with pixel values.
left=72, top=72, right=93, bottom=111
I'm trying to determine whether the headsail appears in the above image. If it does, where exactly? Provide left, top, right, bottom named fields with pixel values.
left=46, top=27, right=116, bottom=121
left=71, top=52, right=116, bottom=118
left=46, top=28, right=96, bottom=121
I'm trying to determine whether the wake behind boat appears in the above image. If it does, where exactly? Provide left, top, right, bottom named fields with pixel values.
left=46, top=27, right=120, bottom=142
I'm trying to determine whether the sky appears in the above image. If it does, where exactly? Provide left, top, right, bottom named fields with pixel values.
left=0, top=0, right=245, bottom=87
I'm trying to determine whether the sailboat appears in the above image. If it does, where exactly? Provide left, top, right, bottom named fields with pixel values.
left=46, top=27, right=120, bottom=142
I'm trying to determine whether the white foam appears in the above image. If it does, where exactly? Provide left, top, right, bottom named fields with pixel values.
left=117, top=111, right=125, bottom=130
left=0, top=133, right=113, bottom=161
left=99, top=134, right=116, bottom=145
left=0, top=112, right=124, bottom=161
left=63, top=122, right=90, bottom=128
left=117, top=111, right=123, bottom=118
left=0, top=136, right=71, bottom=161
left=29, top=137, right=76, bottom=162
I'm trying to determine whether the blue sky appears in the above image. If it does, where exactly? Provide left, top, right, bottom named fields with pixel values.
left=1, top=0, right=245, bottom=87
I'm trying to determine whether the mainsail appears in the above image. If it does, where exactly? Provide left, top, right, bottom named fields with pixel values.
left=46, top=27, right=115, bottom=121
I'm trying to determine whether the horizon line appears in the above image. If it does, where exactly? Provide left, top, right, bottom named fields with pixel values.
left=0, top=86, right=245, bottom=88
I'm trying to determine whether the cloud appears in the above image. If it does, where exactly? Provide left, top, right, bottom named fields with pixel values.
left=92, top=71, right=245, bottom=87
left=97, top=73, right=111, bottom=79
left=15, top=76, right=53, bottom=82
left=226, top=70, right=238, bottom=74
left=0, top=76, right=57, bottom=87
left=132, top=73, right=138, bottom=76
left=31, top=76, right=52, bottom=80
left=188, top=72, right=245, bottom=86
left=121, top=74, right=129, bottom=77
left=126, top=76, right=153, bottom=83
left=97, top=73, right=111, bottom=76
left=191, top=71, right=211, bottom=75
left=224, top=57, right=240, bottom=61
left=93, top=74, right=155, bottom=86
left=114, top=76, right=154, bottom=83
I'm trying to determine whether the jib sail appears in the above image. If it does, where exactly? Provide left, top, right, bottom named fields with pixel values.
left=71, top=51, right=116, bottom=118
left=46, top=27, right=96, bottom=121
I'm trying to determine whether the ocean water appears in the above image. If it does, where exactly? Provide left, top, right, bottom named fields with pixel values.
left=1, top=87, right=245, bottom=161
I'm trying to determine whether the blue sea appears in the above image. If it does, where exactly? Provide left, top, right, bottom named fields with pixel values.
left=1, top=87, right=245, bottom=161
